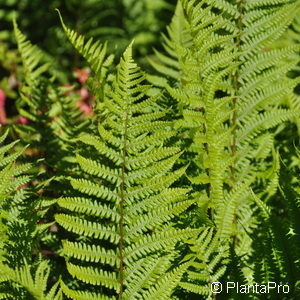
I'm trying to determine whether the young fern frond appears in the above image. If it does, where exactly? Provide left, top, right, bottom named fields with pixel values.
left=55, top=43, right=197, bottom=299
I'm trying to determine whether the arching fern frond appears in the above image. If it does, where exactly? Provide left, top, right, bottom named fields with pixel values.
left=13, top=19, right=50, bottom=84
left=56, top=9, right=114, bottom=100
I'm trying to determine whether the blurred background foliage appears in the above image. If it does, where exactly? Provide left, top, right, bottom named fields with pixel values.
left=0, top=0, right=175, bottom=68
left=0, top=0, right=175, bottom=124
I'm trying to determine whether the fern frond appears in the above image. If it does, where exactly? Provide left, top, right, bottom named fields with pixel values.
left=13, top=20, right=50, bottom=84
left=148, top=1, right=191, bottom=84
left=56, top=42, right=194, bottom=298
left=140, top=262, right=190, bottom=300
left=56, top=9, right=113, bottom=99
left=14, top=21, right=91, bottom=178
left=149, top=1, right=300, bottom=297
left=180, top=228, right=229, bottom=298
left=0, top=261, right=62, bottom=300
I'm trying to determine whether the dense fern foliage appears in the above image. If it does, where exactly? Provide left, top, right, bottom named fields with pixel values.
left=150, top=1, right=300, bottom=297
left=0, top=130, right=61, bottom=299
left=0, top=0, right=299, bottom=299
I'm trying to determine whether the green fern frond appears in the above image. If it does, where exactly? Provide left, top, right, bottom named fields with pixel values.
left=140, top=262, right=190, bottom=300
left=14, top=20, right=91, bottom=179
left=56, top=9, right=113, bottom=76
left=180, top=228, right=229, bottom=298
left=147, top=1, right=300, bottom=297
left=0, top=130, right=32, bottom=263
left=148, top=1, right=192, bottom=84
left=56, top=42, right=195, bottom=298
left=0, top=261, right=62, bottom=300
left=56, top=9, right=113, bottom=100
left=13, top=19, right=50, bottom=84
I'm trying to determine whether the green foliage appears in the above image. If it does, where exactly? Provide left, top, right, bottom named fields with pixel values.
left=55, top=39, right=197, bottom=299
left=0, top=1, right=300, bottom=299
left=150, top=0, right=300, bottom=298
left=0, top=129, right=33, bottom=267
left=248, top=159, right=300, bottom=299
left=0, top=260, right=62, bottom=300
left=13, top=19, right=91, bottom=174
left=0, top=0, right=174, bottom=68
left=0, top=129, right=60, bottom=299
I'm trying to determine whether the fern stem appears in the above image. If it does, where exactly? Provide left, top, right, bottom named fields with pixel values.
left=231, top=0, right=245, bottom=246
left=118, top=107, right=129, bottom=299
left=231, top=0, right=244, bottom=181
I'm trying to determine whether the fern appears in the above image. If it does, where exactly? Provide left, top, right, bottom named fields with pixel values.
left=13, top=20, right=91, bottom=174
left=0, top=129, right=34, bottom=267
left=148, top=1, right=192, bottom=86
left=56, top=9, right=114, bottom=101
left=179, top=228, right=229, bottom=298
left=147, top=0, right=300, bottom=297
left=0, top=129, right=61, bottom=299
left=0, top=260, right=62, bottom=300
left=1, top=2, right=299, bottom=299
left=249, top=161, right=300, bottom=298
left=54, top=40, right=198, bottom=299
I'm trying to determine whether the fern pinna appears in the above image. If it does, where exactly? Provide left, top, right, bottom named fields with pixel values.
left=54, top=31, right=197, bottom=298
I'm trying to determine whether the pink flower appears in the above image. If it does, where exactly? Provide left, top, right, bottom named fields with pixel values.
left=0, top=89, right=7, bottom=124
left=73, top=68, right=90, bottom=83
left=18, top=116, right=29, bottom=124
left=77, top=100, right=92, bottom=115
left=79, top=87, right=89, bottom=100
left=0, top=89, right=5, bottom=107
